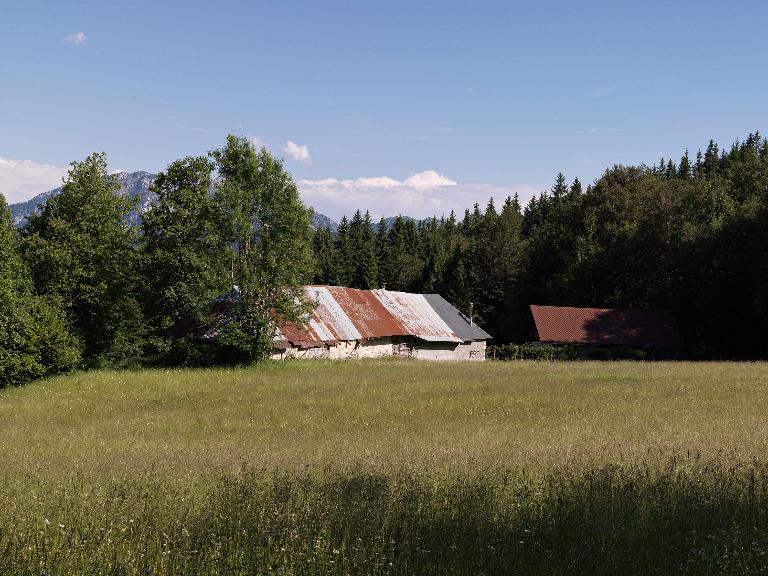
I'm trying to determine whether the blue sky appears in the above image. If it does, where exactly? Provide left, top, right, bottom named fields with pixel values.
left=1, top=0, right=767, bottom=218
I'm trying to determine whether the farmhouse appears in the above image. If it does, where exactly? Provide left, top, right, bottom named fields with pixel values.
left=529, top=304, right=682, bottom=348
left=171, top=286, right=491, bottom=361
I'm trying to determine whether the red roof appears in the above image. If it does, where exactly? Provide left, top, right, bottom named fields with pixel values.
left=530, top=305, right=682, bottom=347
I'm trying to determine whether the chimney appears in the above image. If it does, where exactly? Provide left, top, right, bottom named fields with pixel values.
left=469, top=302, right=474, bottom=325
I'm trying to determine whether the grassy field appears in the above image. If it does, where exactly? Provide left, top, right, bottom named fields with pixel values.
left=3, top=360, right=768, bottom=574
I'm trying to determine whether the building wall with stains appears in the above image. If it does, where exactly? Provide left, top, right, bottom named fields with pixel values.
left=174, top=285, right=491, bottom=361
left=410, top=340, right=486, bottom=361
left=270, top=337, right=396, bottom=360
left=270, top=337, right=486, bottom=361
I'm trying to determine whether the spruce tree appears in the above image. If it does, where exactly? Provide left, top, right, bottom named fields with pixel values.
left=704, top=140, right=719, bottom=176
left=552, top=172, right=568, bottom=198
left=357, top=211, right=378, bottom=288
left=335, top=216, right=353, bottom=286
left=570, top=178, right=583, bottom=196
left=312, top=227, right=340, bottom=285
left=421, top=217, right=446, bottom=293
left=678, top=150, right=691, bottom=179
left=375, top=217, right=388, bottom=287
left=386, top=216, right=409, bottom=290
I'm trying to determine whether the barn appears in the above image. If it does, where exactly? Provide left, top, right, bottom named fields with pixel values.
left=529, top=304, right=682, bottom=349
left=172, top=285, right=491, bottom=361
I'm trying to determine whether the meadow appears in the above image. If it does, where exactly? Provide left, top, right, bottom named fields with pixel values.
left=3, top=360, right=768, bottom=574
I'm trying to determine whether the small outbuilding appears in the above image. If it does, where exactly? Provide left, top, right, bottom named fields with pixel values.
left=529, top=304, right=681, bottom=349
left=171, top=285, right=491, bottom=361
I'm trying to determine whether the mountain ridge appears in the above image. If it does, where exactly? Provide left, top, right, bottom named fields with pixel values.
left=8, top=171, right=421, bottom=233
left=8, top=171, right=341, bottom=232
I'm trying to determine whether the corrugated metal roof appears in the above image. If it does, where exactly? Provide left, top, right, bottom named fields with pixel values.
left=423, top=294, right=491, bottom=341
left=373, top=289, right=462, bottom=343
left=530, top=305, right=681, bottom=347
left=173, top=285, right=491, bottom=346
left=322, top=286, right=405, bottom=339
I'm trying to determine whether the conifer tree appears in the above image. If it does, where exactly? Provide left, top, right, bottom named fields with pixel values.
left=335, top=216, right=353, bottom=286
left=375, top=217, right=389, bottom=287
left=312, top=227, right=339, bottom=285
left=665, top=159, right=677, bottom=179
left=421, top=217, right=446, bottom=293
left=703, top=140, right=719, bottom=177
left=356, top=211, right=378, bottom=288
left=678, top=150, right=691, bottom=179
left=570, top=178, right=583, bottom=196
left=552, top=172, right=568, bottom=198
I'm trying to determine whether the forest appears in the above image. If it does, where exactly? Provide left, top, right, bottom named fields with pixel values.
left=2, top=131, right=768, bottom=386
left=314, top=132, right=768, bottom=357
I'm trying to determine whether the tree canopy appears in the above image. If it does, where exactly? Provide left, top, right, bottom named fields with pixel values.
left=4, top=130, right=768, bottom=386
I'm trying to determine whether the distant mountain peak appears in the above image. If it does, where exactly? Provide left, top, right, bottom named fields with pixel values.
left=8, top=170, right=340, bottom=232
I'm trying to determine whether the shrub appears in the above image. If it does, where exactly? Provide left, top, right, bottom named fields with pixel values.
left=489, top=343, right=649, bottom=361
left=150, top=336, right=255, bottom=368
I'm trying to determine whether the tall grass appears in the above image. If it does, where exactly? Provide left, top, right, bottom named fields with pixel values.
left=4, top=463, right=768, bottom=574
left=2, top=360, right=768, bottom=574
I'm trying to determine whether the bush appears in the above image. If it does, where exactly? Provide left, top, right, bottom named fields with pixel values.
left=489, top=343, right=649, bottom=361
left=149, top=336, right=255, bottom=368
left=0, top=292, right=81, bottom=388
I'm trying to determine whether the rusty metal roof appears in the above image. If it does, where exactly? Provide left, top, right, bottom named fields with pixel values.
left=530, top=305, right=682, bottom=347
left=172, top=285, right=489, bottom=346
left=373, top=289, right=462, bottom=342
left=275, top=286, right=464, bottom=346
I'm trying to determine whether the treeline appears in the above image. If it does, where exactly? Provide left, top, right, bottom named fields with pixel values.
left=0, top=136, right=314, bottom=386
left=2, top=131, right=768, bottom=386
left=311, top=132, right=768, bottom=356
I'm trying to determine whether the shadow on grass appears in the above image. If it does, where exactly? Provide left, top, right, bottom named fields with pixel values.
left=3, top=461, right=768, bottom=575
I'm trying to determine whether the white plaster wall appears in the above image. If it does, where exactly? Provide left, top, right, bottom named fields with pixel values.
left=271, top=338, right=486, bottom=361
left=410, top=340, right=486, bottom=361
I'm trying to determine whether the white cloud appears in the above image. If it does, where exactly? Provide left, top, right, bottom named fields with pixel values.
left=403, top=170, right=457, bottom=190
left=352, top=176, right=402, bottom=188
left=0, top=157, right=68, bottom=204
left=298, top=170, right=541, bottom=220
left=249, top=135, right=267, bottom=149
left=284, top=140, right=311, bottom=163
left=64, top=32, right=86, bottom=45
